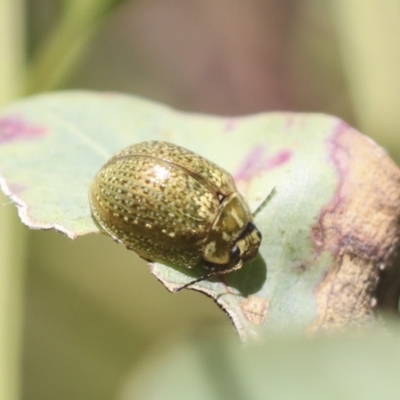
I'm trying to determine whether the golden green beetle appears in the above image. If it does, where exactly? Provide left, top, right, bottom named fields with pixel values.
left=89, top=141, right=262, bottom=288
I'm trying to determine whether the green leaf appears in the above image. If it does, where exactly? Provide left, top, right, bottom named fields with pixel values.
left=119, top=323, right=400, bottom=400
left=0, top=92, right=398, bottom=339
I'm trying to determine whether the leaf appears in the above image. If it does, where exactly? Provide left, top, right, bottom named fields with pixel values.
left=119, top=323, right=400, bottom=400
left=0, top=91, right=399, bottom=340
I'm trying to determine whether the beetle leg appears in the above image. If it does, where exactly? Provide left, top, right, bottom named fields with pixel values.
left=174, top=260, right=243, bottom=292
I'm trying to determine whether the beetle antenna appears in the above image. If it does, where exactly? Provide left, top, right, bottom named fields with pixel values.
left=252, top=187, right=276, bottom=218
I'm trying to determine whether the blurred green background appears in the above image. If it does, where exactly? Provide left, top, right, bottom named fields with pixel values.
left=1, top=1, right=400, bottom=399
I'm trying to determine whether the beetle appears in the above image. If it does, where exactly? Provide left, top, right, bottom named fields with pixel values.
left=89, top=141, right=263, bottom=290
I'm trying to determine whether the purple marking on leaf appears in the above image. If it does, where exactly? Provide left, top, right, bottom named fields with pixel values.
left=330, top=120, right=351, bottom=181
left=327, top=120, right=350, bottom=208
left=234, top=145, right=292, bottom=182
left=0, top=116, right=46, bottom=144
left=332, top=119, right=350, bottom=139
left=263, top=150, right=292, bottom=170
left=234, top=146, right=266, bottom=181
left=312, top=119, right=350, bottom=247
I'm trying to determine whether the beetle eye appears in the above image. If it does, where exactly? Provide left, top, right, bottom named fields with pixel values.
left=230, top=245, right=241, bottom=263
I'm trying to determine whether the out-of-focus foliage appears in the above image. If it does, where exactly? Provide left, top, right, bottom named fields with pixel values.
left=0, top=1, right=398, bottom=400
left=0, top=1, right=26, bottom=400
left=333, top=0, right=400, bottom=162
left=120, top=322, right=400, bottom=400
